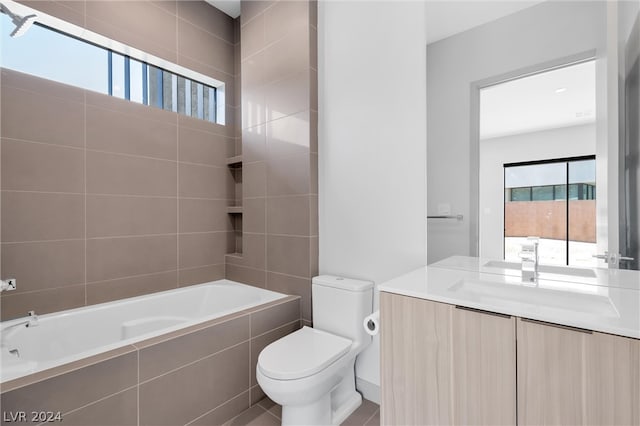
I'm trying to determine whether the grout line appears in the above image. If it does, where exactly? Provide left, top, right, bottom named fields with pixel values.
left=1, top=238, right=85, bottom=245
left=0, top=282, right=86, bottom=297
left=176, top=113, right=180, bottom=288
left=85, top=269, right=180, bottom=286
left=43, top=384, right=139, bottom=424
left=137, top=349, right=140, bottom=426
left=83, top=90, right=88, bottom=307
left=263, top=408, right=281, bottom=422
left=363, top=408, right=380, bottom=426
left=0, top=136, right=85, bottom=151
left=184, top=390, right=250, bottom=426
left=137, top=338, right=250, bottom=385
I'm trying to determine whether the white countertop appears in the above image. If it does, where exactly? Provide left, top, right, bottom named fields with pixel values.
left=378, top=258, right=640, bottom=339
left=431, top=256, right=640, bottom=291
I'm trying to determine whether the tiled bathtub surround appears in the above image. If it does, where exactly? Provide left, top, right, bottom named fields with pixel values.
left=0, top=0, right=240, bottom=320
left=228, top=0, right=318, bottom=324
left=0, top=296, right=300, bottom=426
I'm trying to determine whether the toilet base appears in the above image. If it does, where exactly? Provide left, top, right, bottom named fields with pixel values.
left=281, top=394, right=331, bottom=426
left=279, top=358, right=363, bottom=426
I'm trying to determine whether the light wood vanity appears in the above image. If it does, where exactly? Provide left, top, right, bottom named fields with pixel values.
left=379, top=264, right=640, bottom=426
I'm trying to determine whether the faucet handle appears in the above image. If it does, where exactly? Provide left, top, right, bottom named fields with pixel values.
left=27, top=310, right=35, bottom=317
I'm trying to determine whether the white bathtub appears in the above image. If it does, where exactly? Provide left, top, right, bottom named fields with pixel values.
left=0, top=280, right=286, bottom=383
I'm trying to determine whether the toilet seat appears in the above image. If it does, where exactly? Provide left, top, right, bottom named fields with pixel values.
left=258, top=326, right=352, bottom=380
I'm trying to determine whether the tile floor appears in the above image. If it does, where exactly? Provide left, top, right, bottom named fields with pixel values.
left=223, top=397, right=380, bottom=426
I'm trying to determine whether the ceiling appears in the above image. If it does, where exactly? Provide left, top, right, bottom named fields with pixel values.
left=425, top=0, right=547, bottom=45
left=480, top=60, right=596, bottom=140
left=205, top=0, right=240, bottom=18
left=206, top=0, right=548, bottom=40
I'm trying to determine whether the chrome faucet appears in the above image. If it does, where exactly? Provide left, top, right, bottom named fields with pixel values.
left=2, top=311, right=38, bottom=333
left=519, top=238, right=539, bottom=283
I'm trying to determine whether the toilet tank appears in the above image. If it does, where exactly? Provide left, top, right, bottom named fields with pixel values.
left=312, top=275, right=373, bottom=346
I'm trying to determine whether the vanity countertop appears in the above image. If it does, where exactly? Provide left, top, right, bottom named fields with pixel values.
left=378, top=260, right=640, bottom=339
left=430, top=255, right=640, bottom=290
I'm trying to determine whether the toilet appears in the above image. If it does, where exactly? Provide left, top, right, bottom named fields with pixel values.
left=256, top=275, right=373, bottom=426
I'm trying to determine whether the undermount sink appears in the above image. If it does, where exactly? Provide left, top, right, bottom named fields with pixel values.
left=483, top=260, right=597, bottom=278
left=448, top=278, right=619, bottom=318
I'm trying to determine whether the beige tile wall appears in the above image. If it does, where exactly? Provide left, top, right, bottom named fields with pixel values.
left=0, top=297, right=301, bottom=426
left=228, top=0, right=318, bottom=324
left=1, top=0, right=238, bottom=320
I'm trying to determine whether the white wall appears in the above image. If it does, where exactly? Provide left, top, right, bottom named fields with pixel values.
left=427, top=1, right=607, bottom=264
left=318, top=1, right=427, bottom=402
left=479, top=123, right=597, bottom=259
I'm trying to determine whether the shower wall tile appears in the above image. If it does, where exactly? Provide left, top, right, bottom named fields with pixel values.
left=0, top=68, right=84, bottom=102
left=178, top=163, right=233, bottom=199
left=87, top=151, right=177, bottom=197
left=266, top=195, right=311, bottom=236
left=86, top=195, right=177, bottom=238
left=240, top=12, right=265, bottom=60
left=266, top=272, right=312, bottom=322
left=178, top=127, right=235, bottom=167
left=265, top=71, right=311, bottom=122
left=1, top=192, right=84, bottom=242
left=243, top=161, right=267, bottom=198
left=177, top=0, right=235, bottom=43
left=265, top=0, right=309, bottom=44
left=1, top=139, right=84, bottom=193
left=177, top=19, right=235, bottom=76
left=266, top=111, right=311, bottom=159
left=0, top=284, right=85, bottom=321
left=226, top=264, right=266, bottom=288
left=86, top=235, right=177, bottom=282
left=17, top=0, right=85, bottom=28
left=266, top=151, right=311, bottom=197
left=266, top=235, right=311, bottom=278
left=1, top=86, right=84, bottom=148
left=178, top=264, right=226, bottom=287
left=85, top=1, right=177, bottom=58
left=243, top=124, right=267, bottom=163
left=1, top=240, right=85, bottom=294
left=86, top=270, right=178, bottom=305
left=243, top=198, right=266, bottom=233
left=179, top=199, right=232, bottom=233
left=86, top=105, right=178, bottom=161
left=262, top=32, right=309, bottom=84
left=178, top=232, right=230, bottom=270
left=1, top=0, right=240, bottom=317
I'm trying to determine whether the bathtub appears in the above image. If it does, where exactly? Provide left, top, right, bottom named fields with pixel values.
left=1, top=280, right=287, bottom=383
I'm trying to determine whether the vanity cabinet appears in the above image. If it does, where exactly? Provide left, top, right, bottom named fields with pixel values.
left=380, top=292, right=516, bottom=425
left=381, top=292, right=640, bottom=426
left=517, top=318, right=640, bottom=425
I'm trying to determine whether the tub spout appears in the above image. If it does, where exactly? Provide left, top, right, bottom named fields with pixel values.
left=3, top=311, right=38, bottom=332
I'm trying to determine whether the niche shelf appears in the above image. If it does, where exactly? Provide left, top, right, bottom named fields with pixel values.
left=227, top=153, right=243, bottom=255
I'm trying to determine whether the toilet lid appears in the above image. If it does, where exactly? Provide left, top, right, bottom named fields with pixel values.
left=258, top=326, right=352, bottom=380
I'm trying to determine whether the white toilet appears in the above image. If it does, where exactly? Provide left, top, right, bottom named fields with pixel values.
left=256, top=275, right=373, bottom=426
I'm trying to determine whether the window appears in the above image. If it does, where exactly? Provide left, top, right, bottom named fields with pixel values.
left=1, top=12, right=221, bottom=124
left=504, top=156, right=596, bottom=266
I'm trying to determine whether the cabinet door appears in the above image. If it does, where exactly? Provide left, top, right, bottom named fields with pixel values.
left=380, top=292, right=516, bottom=425
left=517, top=318, right=640, bottom=425
left=381, top=292, right=452, bottom=425
left=451, top=306, right=516, bottom=425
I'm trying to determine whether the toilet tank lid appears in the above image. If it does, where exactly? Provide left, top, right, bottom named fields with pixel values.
left=312, top=275, right=373, bottom=292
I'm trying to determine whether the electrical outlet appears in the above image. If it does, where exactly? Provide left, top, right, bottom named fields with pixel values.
left=6, top=278, right=16, bottom=290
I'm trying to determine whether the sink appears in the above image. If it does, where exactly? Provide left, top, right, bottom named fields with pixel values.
left=448, top=278, right=619, bottom=318
left=483, top=260, right=597, bottom=278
